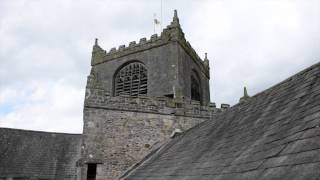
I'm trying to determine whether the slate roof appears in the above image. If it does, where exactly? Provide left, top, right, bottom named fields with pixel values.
left=0, top=128, right=82, bottom=179
left=121, top=61, right=320, bottom=180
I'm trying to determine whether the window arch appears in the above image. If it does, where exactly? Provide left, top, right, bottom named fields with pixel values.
left=191, top=70, right=201, bottom=102
left=114, top=61, right=147, bottom=97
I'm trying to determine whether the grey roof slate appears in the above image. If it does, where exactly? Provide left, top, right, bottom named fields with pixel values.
left=0, top=128, right=82, bottom=179
left=122, top=61, right=320, bottom=180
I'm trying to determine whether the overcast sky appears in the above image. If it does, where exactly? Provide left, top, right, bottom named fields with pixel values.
left=0, top=0, right=319, bottom=133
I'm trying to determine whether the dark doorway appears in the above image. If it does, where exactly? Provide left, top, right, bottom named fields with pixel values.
left=87, top=164, right=97, bottom=180
left=164, top=94, right=174, bottom=98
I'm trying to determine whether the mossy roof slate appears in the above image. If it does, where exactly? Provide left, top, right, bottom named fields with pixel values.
left=122, top=61, right=320, bottom=180
left=0, top=128, right=82, bottom=179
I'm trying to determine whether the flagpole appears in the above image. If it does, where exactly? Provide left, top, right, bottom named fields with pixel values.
left=153, top=13, right=156, bottom=34
left=161, top=0, right=163, bottom=30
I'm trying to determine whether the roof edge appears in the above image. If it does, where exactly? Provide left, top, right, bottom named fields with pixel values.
left=0, top=127, right=82, bottom=135
left=253, top=61, right=320, bottom=98
left=233, top=60, right=320, bottom=108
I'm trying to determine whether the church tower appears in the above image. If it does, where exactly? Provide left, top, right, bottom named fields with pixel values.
left=90, top=10, right=210, bottom=105
left=79, top=10, right=220, bottom=180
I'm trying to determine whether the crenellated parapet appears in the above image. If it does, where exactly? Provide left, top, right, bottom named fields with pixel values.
left=84, top=86, right=227, bottom=118
left=91, top=33, right=164, bottom=66
left=91, top=10, right=210, bottom=77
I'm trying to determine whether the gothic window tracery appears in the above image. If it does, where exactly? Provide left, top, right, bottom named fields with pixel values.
left=114, top=62, right=147, bottom=97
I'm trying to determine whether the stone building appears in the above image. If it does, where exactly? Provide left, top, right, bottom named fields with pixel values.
left=79, top=10, right=222, bottom=179
left=1, top=10, right=320, bottom=180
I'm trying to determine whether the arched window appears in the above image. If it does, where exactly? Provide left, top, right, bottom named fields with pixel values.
left=191, top=70, right=201, bottom=102
left=114, top=61, right=147, bottom=97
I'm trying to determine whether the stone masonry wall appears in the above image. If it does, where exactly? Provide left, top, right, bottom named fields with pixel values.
left=80, top=86, right=222, bottom=180
left=92, top=43, right=180, bottom=99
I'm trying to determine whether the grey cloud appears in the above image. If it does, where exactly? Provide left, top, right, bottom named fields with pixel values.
left=1, top=0, right=320, bottom=132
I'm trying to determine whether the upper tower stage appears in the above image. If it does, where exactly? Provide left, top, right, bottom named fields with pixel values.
left=89, top=10, right=211, bottom=105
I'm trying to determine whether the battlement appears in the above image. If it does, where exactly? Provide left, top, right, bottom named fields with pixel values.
left=91, top=33, right=163, bottom=64
left=91, top=10, right=210, bottom=77
left=84, top=87, right=226, bottom=118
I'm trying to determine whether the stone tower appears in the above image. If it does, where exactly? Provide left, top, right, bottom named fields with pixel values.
left=90, top=10, right=210, bottom=105
left=79, top=10, right=221, bottom=180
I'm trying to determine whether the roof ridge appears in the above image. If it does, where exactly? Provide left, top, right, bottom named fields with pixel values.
left=0, top=127, right=82, bottom=135
left=251, top=60, right=320, bottom=100
left=227, top=60, right=320, bottom=109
